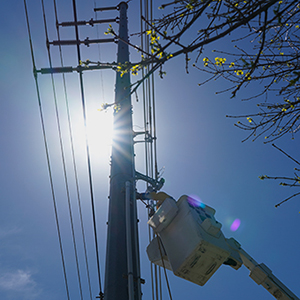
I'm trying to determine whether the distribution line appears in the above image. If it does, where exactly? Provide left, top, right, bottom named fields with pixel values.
left=24, top=1, right=71, bottom=299
left=71, top=0, right=103, bottom=296
left=40, top=0, right=85, bottom=299
left=140, top=0, right=150, bottom=182
left=140, top=0, right=166, bottom=299
left=157, top=235, right=173, bottom=300
left=53, top=0, right=93, bottom=299
left=140, top=1, right=155, bottom=299
left=150, top=0, right=159, bottom=182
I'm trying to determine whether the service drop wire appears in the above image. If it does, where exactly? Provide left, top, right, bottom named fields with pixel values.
left=24, top=1, right=71, bottom=299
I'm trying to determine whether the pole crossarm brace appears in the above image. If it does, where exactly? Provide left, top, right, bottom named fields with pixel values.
left=48, top=37, right=116, bottom=47
left=135, top=171, right=165, bottom=191
left=58, top=18, right=119, bottom=27
left=37, top=63, right=117, bottom=75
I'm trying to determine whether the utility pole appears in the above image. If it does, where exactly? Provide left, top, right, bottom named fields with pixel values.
left=104, top=2, right=141, bottom=300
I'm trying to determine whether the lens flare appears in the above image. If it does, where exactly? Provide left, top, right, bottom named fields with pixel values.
left=187, top=195, right=205, bottom=208
left=230, top=219, right=241, bottom=232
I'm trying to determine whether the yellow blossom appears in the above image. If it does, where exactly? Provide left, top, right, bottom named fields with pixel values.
left=203, top=57, right=209, bottom=67
left=186, top=3, right=194, bottom=10
left=235, top=70, right=244, bottom=76
left=214, top=57, right=226, bottom=66
left=113, top=104, right=121, bottom=114
left=131, top=64, right=139, bottom=75
left=157, top=51, right=163, bottom=59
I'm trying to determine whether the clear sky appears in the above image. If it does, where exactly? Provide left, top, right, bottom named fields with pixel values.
left=0, top=1, right=299, bottom=300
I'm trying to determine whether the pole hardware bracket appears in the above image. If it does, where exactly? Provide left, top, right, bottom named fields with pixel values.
left=94, top=5, right=118, bottom=12
left=122, top=273, right=146, bottom=284
left=96, top=291, right=104, bottom=299
left=58, top=17, right=119, bottom=27
left=48, top=37, right=116, bottom=47
left=135, top=171, right=165, bottom=191
left=133, top=131, right=155, bottom=144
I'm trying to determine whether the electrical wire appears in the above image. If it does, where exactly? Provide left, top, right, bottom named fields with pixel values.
left=140, top=1, right=167, bottom=299
left=71, top=0, right=103, bottom=296
left=150, top=0, right=159, bottom=182
left=24, top=1, right=71, bottom=299
left=53, top=0, right=93, bottom=299
left=40, top=0, right=84, bottom=299
left=140, top=1, right=156, bottom=299
left=157, top=235, right=173, bottom=300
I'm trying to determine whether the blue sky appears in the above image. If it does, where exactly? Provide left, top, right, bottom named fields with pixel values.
left=0, top=1, right=299, bottom=300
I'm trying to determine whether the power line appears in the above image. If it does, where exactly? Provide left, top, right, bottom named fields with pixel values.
left=40, top=0, right=84, bottom=298
left=53, top=0, right=94, bottom=299
left=27, top=0, right=108, bottom=297
left=140, top=2, right=155, bottom=300
left=71, top=0, right=103, bottom=296
left=24, top=1, right=71, bottom=299
left=140, top=1, right=172, bottom=299
left=157, top=235, right=173, bottom=300
left=140, top=1, right=165, bottom=299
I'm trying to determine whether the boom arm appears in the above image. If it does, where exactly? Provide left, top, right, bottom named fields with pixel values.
left=237, top=246, right=299, bottom=300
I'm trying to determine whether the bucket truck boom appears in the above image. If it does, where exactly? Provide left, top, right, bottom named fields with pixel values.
left=146, top=195, right=299, bottom=300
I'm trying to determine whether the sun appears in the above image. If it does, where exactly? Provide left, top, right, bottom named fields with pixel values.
left=86, top=109, right=114, bottom=160
left=69, top=100, right=114, bottom=166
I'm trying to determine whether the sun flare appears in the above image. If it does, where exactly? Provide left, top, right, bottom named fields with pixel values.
left=86, top=110, right=114, bottom=159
